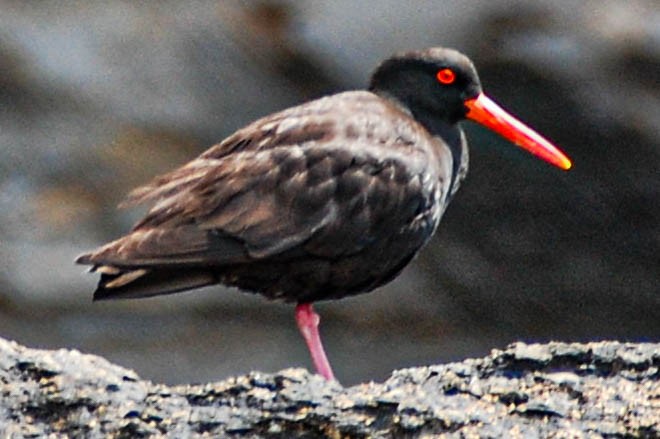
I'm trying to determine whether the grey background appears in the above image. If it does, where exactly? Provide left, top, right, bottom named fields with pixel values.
left=0, top=0, right=658, bottom=385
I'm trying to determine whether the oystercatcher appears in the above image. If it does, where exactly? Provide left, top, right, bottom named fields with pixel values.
left=77, top=48, right=571, bottom=381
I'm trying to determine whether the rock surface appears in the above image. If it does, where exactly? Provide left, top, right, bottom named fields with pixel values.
left=1, top=338, right=657, bottom=438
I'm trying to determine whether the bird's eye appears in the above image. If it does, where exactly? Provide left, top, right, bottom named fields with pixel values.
left=436, top=68, right=456, bottom=85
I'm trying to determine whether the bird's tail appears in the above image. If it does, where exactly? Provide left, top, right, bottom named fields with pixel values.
left=88, top=264, right=217, bottom=301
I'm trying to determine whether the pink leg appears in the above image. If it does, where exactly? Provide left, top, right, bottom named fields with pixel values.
left=295, top=303, right=335, bottom=381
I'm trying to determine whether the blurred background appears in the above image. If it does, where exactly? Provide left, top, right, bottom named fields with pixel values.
left=0, top=0, right=658, bottom=385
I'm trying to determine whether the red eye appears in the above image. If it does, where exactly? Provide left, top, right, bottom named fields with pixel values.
left=436, top=68, right=456, bottom=85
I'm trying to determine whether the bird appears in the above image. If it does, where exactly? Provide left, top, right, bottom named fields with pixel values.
left=76, top=47, right=571, bottom=382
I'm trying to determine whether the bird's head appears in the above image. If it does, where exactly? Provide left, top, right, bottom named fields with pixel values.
left=370, top=47, right=572, bottom=170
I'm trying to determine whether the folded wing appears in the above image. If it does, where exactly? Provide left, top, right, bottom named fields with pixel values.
left=76, top=93, right=435, bottom=299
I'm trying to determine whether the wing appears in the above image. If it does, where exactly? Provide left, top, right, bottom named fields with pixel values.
left=77, top=92, right=437, bottom=270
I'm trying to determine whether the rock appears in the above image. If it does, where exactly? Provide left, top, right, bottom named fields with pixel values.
left=1, top=338, right=657, bottom=437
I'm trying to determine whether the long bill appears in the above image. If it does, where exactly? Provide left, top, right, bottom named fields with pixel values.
left=464, top=93, right=572, bottom=170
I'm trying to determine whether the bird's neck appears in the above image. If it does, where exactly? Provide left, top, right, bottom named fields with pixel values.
left=373, top=90, right=468, bottom=197
left=410, top=109, right=468, bottom=199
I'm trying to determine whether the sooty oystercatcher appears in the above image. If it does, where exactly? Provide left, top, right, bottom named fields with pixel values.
left=77, top=47, right=571, bottom=381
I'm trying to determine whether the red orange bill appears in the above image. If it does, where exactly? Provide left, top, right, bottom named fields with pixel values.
left=464, top=93, right=572, bottom=170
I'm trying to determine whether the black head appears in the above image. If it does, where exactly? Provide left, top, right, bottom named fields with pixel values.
left=369, top=48, right=483, bottom=124
left=369, top=47, right=572, bottom=170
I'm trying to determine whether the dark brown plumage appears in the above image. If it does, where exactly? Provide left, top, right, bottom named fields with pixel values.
left=77, top=48, right=571, bottom=381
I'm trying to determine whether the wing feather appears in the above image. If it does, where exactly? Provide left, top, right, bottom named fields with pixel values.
left=78, top=92, right=439, bottom=272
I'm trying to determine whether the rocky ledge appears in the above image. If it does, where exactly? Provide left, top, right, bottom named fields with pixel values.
left=1, top=338, right=657, bottom=437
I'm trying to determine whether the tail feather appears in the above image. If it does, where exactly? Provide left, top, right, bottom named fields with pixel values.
left=93, top=267, right=217, bottom=301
